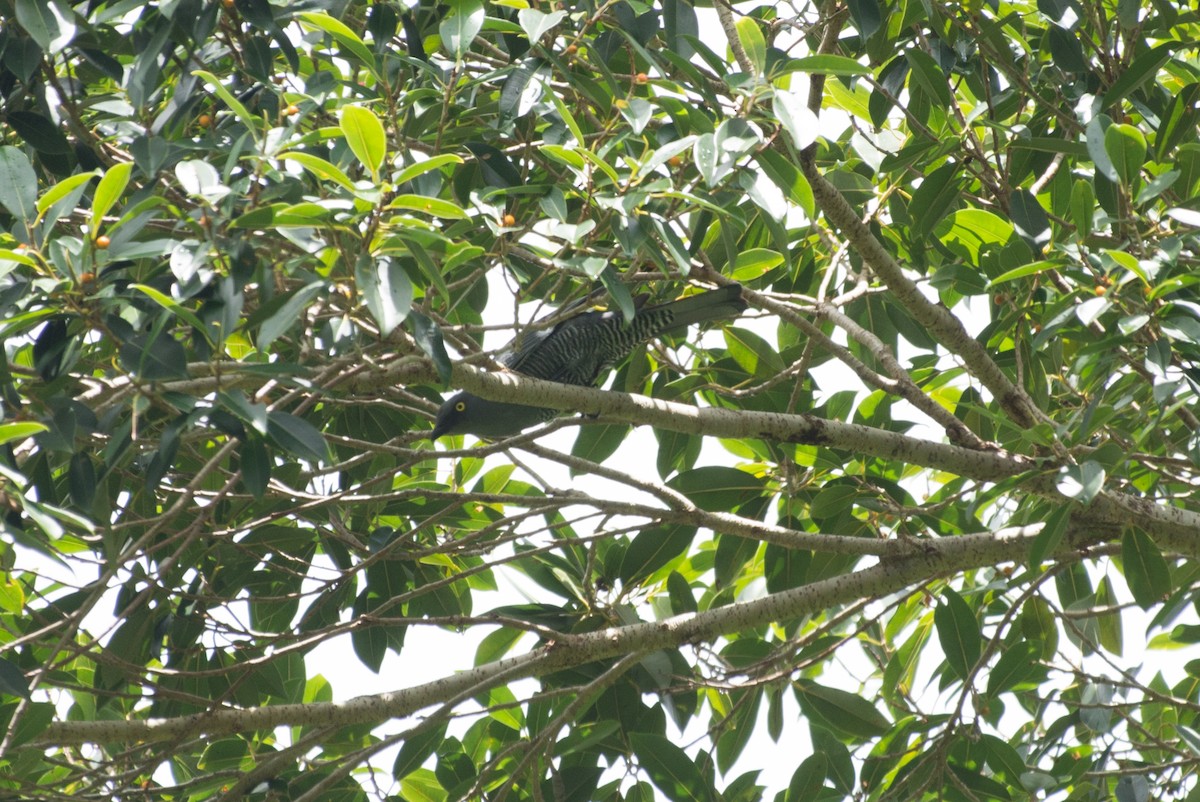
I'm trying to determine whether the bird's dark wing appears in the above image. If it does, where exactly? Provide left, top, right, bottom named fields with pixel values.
left=499, top=289, right=615, bottom=370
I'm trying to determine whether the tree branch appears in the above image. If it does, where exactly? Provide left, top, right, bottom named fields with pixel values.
left=39, top=525, right=1060, bottom=746
left=795, top=149, right=1045, bottom=431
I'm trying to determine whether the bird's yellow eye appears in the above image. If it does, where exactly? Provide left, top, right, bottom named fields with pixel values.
left=455, top=401, right=466, bottom=412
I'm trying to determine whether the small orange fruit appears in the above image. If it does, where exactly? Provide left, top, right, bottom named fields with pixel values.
left=502, top=213, right=516, bottom=227
left=634, top=72, right=649, bottom=84
left=1094, top=285, right=1107, bottom=296
left=95, top=235, right=111, bottom=249
left=285, top=104, right=299, bottom=116
left=198, top=113, right=213, bottom=128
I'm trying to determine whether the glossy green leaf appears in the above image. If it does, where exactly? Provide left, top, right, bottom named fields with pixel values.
left=192, top=69, right=259, bottom=131
left=277, top=152, right=358, bottom=191
left=394, top=154, right=463, bottom=186
left=388, top=194, right=468, bottom=219
left=37, top=170, right=99, bottom=218
left=440, top=0, right=485, bottom=60
left=341, top=105, right=387, bottom=179
left=298, top=11, right=378, bottom=73
left=1104, top=123, right=1147, bottom=186
left=735, top=17, right=766, bottom=75
left=0, top=422, right=47, bottom=445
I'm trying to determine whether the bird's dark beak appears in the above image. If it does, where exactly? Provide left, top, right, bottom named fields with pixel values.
left=429, top=419, right=449, bottom=439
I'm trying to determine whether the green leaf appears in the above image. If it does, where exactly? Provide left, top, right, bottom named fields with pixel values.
left=905, top=48, right=953, bottom=108
left=630, top=732, right=709, bottom=802
left=910, top=162, right=962, bottom=239
left=731, top=248, right=783, bottom=281
left=1156, top=82, right=1200, bottom=156
left=618, top=525, right=696, bottom=584
left=298, top=12, right=378, bottom=75
left=388, top=195, right=468, bottom=219
left=192, top=69, right=259, bottom=132
left=394, top=722, right=449, bottom=780
left=570, top=423, right=631, bottom=474
left=1056, top=461, right=1105, bottom=505
left=355, top=255, right=413, bottom=337
left=1009, top=189, right=1051, bottom=250
left=6, top=111, right=70, bottom=155
left=934, top=588, right=981, bottom=681
left=784, top=54, right=871, bottom=76
left=409, top=311, right=452, bottom=385
left=786, top=753, right=827, bottom=802
left=1121, top=529, right=1170, bottom=609
left=1070, top=179, right=1094, bottom=240
left=517, top=8, right=565, bottom=42
left=666, top=466, right=765, bottom=512
left=1096, top=574, right=1124, bottom=655
left=1104, top=123, right=1146, bottom=187
left=1086, top=115, right=1119, bottom=182
left=255, top=282, right=325, bottom=350
left=985, top=641, right=1039, bottom=697
left=118, top=332, right=188, bottom=380
left=0, top=656, right=31, bottom=699
left=0, top=147, right=38, bottom=226
left=340, top=105, right=387, bottom=179
left=773, top=90, right=818, bottom=151
left=278, top=152, right=358, bottom=192
left=756, top=150, right=814, bottom=217
left=38, top=170, right=99, bottom=218
left=794, top=681, right=890, bottom=739
left=935, top=208, right=1014, bottom=261
left=1101, top=42, right=1176, bottom=108
left=239, top=435, right=270, bottom=500
left=0, top=422, right=48, bottom=445
left=266, top=411, right=329, bottom=464
left=14, top=0, right=76, bottom=52
left=667, top=571, right=696, bottom=614
left=440, top=0, right=486, bottom=60
left=724, top=326, right=785, bottom=378
left=1047, top=25, right=1087, bottom=73
left=394, top=154, right=463, bottom=186
left=735, top=17, right=766, bottom=75
left=129, top=284, right=212, bottom=342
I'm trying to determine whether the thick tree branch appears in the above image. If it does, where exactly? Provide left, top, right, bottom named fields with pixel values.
left=381, top=360, right=1200, bottom=553
left=39, top=525, right=1058, bottom=746
left=387, top=360, right=1033, bottom=479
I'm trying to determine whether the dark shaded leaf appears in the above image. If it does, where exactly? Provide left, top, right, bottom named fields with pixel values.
left=266, top=411, right=329, bottom=464
left=0, top=657, right=30, bottom=699
left=935, top=588, right=981, bottom=681
left=1121, top=528, right=1170, bottom=608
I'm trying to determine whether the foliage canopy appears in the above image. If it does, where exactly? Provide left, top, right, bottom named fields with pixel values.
left=2, top=0, right=1200, bottom=800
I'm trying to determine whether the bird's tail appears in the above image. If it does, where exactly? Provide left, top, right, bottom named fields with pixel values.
left=653, top=284, right=747, bottom=333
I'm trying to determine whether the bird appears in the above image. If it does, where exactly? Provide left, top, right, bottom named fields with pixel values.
left=429, top=284, right=747, bottom=439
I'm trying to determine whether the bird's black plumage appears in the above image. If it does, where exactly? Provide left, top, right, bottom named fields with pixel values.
left=430, top=284, right=747, bottom=439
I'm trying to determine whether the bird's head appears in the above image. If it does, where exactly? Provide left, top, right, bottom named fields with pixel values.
left=429, top=392, right=555, bottom=439
left=430, top=392, right=473, bottom=439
